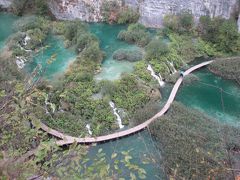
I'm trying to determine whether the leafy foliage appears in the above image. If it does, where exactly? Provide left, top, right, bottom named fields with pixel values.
left=101, top=74, right=150, bottom=115
left=63, top=21, right=103, bottom=61
left=145, top=39, right=169, bottom=61
left=101, top=2, right=139, bottom=24
left=197, top=16, right=240, bottom=53
left=12, top=0, right=50, bottom=16
left=163, top=11, right=194, bottom=35
left=113, top=48, right=143, bottom=62
left=150, top=102, right=240, bottom=179
left=118, top=23, right=151, bottom=47
left=209, top=57, right=240, bottom=81
left=117, top=7, right=140, bottom=24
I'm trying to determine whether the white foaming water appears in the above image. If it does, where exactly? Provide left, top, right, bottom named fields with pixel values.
left=86, top=124, right=93, bottom=135
left=109, top=101, right=124, bottom=129
left=44, top=94, right=55, bottom=114
left=147, top=64, right=165, bottom=87
left=168, top=61, right=177, bottom=74
left=23, top=35, right=31, bottom=46
left=16, top=56, right=27, bottom=69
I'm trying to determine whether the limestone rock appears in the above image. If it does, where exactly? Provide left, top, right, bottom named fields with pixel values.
left=0, top=0, right=12, bottom=8
left=1, top=0, right=239, bottom=30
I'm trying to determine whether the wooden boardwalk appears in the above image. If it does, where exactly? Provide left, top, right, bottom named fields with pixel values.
left=38, top=61, right=213, bottom=146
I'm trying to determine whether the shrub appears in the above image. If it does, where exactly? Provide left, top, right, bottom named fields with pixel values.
left=101, top=1, right=120, bottom=23
left=150, top=102, right=240, bottom=179
left=101, top=1, right=139, bottom=24
left=178, top=11, right=194, bottom=33
left=12, top=0, right=49, bottom=16
left=113, top=48, right=143, bottom=62
left=163, top=11, right=194, bottom=34
left=12, top=0, right=28, bottom=15
left=63, top=21, right=102, bottom=57
left=145, top=39, right=169, bottom=61
left=131, top=102, right=160, bottom=126
left=35, top=0, right=49, bottom=16
left=195, top=38, right=219, bottom=57
left=208, top=57, right=240, bottom=81
left=197, top=16, right=240, bottom=53
left=81, top=42, right=104, bottom=63
left=117, top=7, right=140, bottom=24
left=118, top=23, right=151, bottom=46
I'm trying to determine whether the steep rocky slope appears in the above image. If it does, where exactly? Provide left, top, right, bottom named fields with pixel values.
left=0, top=0, right=12, bottom=8
left=1, top=0, right=239, bottom=29
left=48, top=0, right=239, bottom=27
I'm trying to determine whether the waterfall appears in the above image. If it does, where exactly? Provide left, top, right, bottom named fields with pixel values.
left=44, top=94, right=56, bottom=114
left=109, top=101, right=124, bottom=129
left=147, top=64, right=165, bottom=87
left=86, top=124, right=93, bottom=136
left=23, top=35, right=31, bottom=46
left=167, top=61, right=177, bottom=74
left=16, top=56, right=27, bottom=69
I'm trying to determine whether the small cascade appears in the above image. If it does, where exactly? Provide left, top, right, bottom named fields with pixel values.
left=86, top=124, right=93, bottom=136
left=167, top=61, right=177, bottom=74
left=23, top=35, right=31, bottom=46
left=16, top=56, right=27, bottom=69
left=147, top=64, right=165, bottom=86
left=44, top=94, right=56, bottom=114
left=109, top=101, right=124, bottom=129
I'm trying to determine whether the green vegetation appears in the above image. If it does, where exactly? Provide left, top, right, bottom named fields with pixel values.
left=8, top=16, right=50, bottom=57
left=145, top=39, right=169, bottom=61
left=117, top=7, right=140, bottom=24
left=12, top=0, right=50, bottom=16
left=101, top=74, right=150, bottom=115
left=118, top=23, right=151, bottom=47
left=0, top=17, right=151, bottom=179
left=197, top=16, right=240, bottom=54
left=113, top=48, right=143, bottom=62
left=209, top=57, right=240, bottom=81
left=101, top=1, right=139, bottom=24
left=1, top=7, right=240, bottom=179
left=163, top=11, right=194, bottom=35
left=142, top=12, right=239, bottom=76
left=150, top=102, right=240, bottom=179
left=61, top=21, right=104, bottom=61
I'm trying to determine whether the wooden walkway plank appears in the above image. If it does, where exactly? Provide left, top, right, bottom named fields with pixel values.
left=38, top=60, right=213, bottom=145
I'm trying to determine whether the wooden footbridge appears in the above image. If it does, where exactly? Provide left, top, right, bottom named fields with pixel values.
left=38, top=60, right=213, bottom=146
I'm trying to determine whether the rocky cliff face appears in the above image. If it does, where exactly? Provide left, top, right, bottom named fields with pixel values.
left=133, top=0, right=239, bottom=27
left=0, top=0, right=12, bottom=8
left=48, top=0, right=105, bottom=21
left=49, top=0, right=239, bottom=28
left=1, top=0, right=239, bottom=29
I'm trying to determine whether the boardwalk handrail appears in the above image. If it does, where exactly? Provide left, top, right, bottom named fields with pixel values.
left=38, top=60, right=213, bottom=145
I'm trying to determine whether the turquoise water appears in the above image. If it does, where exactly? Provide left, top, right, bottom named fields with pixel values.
left=176, top=68, right=240, bottom=126
left=1, top=13, right=240, bottom=178
left=25, top=35, right=76, bottom=79
left=88, top=130, right=165, bottom=179
left=89, top=23, right=137, bottom=80
left=0, top=13, right=19, bottom=49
